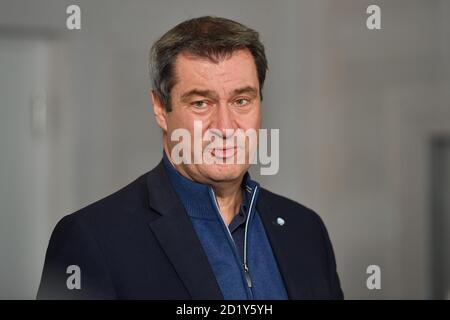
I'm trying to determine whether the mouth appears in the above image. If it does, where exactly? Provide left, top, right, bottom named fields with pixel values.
left=211, top=146, right=238, bottom=159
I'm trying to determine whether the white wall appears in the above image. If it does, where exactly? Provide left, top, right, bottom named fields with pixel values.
left=0, top=37, right=51, bottom=298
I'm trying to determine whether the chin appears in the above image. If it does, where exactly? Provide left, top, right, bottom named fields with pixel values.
left=202, top=164, right=247, bottom=183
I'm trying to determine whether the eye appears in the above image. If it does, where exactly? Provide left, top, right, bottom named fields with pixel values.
left=234, top=98, right=250, bottom=107
left=191, top=100, right=208, bottom=109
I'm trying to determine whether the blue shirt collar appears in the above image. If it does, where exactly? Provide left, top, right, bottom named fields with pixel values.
left=161, top=149, right=259, bottom=219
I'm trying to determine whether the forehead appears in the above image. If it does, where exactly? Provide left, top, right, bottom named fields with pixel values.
left=172, top=49, right=259, bottom=93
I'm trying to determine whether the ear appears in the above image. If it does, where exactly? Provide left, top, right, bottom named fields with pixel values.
left=150, top=90, right=168, bottom=132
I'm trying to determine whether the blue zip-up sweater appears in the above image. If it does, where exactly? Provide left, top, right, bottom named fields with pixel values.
left=162, top=151, right=288, bottom=300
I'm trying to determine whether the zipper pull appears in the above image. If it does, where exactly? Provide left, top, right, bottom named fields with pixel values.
left=243, top=263, right=252, bottom=288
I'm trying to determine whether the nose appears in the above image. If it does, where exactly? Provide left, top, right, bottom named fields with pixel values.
left=210, top=104, right=237, bottom=139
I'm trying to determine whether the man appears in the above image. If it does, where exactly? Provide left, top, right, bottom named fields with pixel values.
left=37, top=16, right=343, bottom=299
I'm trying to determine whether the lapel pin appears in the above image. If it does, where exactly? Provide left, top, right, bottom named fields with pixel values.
left=276, top=217, right=285, bottom=226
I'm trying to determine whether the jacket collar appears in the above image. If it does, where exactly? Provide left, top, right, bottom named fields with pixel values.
left=161, top=150, right=257, bottom=220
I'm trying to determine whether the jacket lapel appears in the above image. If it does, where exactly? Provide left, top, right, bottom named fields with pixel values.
left=145, top=161, right=223, bottom=300
left=257, top=192, right=312, bottom=299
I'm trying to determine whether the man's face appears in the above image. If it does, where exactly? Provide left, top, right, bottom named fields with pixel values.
left=153, top=49, right=262, bottom=185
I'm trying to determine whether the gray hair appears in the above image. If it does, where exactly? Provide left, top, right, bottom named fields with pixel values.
left=149, top=16, right=268, bottom=112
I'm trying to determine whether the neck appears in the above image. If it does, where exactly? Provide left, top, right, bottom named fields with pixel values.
left=163, top=143, right=244, bottom=225
left=212, top=181, right=243, bottom=226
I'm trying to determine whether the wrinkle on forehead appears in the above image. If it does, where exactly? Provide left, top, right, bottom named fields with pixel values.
left=173, top=49, right=259, bottom=99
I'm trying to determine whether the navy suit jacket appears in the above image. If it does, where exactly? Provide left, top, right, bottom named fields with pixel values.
left=37, top=160, right=344, bottom=299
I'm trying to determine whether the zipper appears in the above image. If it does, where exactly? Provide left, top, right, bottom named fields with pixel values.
left=243, top=263, right=252, bottom=288
left=210, top=188, right=236, bottom=247
left=209, top=186, right=258, bottom=299
left=243, top=185, right=258, bottom=292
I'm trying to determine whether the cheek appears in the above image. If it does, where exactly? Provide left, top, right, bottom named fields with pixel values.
left=167, top=112, right=205, bottom=145
left=167, top=109, right=193, bottom=131
left=238, top=110, right=261, bottom=131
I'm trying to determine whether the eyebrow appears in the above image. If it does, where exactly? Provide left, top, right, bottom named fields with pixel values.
left=180, top=89, right=219, bottom=102
left=231, top=86, right=258, bottom=97
left=180, top=86, right=259, bottom=103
